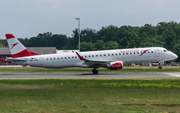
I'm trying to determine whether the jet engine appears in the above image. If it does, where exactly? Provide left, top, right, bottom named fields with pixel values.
left=107, top=61, right=123, bottom=70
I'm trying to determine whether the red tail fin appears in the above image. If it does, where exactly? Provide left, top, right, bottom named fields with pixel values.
left=5, top=34, right=39, bottom=58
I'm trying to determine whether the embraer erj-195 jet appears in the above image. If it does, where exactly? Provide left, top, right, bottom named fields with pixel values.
left=5, top=34, right=178, bottom=74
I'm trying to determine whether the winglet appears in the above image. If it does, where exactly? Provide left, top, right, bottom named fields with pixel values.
left=76, top=52, right=87, bottom=60
left=140, top=49, right=150, bottom=56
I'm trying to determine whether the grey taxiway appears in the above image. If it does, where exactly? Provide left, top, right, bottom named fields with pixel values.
left=0, top=73, right=180, bottom=79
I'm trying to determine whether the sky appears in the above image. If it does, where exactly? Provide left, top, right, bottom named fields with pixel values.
left=0, top=0, right=180, bottom=39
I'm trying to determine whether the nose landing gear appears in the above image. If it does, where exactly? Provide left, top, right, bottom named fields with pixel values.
left=92, top=68, right=98, bottom=74
left=159, top=61, right=164, bottom=70
left=159, top=65, right=162, bottom=70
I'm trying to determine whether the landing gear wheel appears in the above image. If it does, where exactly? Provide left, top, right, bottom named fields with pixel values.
left=159, top=66, right=162, bottom=70
left=92, top=69, right=98, bottom=74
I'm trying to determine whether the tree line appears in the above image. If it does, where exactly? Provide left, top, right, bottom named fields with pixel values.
left=1, top=21, right=180, bottom=62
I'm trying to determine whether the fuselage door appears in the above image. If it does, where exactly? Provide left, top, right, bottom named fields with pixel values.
left=40, top=57, right=44, bottom=65
left=155, top=49, right=160, bottom=57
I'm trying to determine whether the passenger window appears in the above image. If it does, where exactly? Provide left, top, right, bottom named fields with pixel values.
left=89, top=55, right=91, bottom=57
left=116, top=54, right=117, bottom=55
left=104, top=54, right=106, bottom=56
left=92, top=55, right=94, bottom=57
left=96, top=55, right=98, bottom=57
left=126, top=53, right=128, bottom=55
left=112, top=54, right=114, bottom=56
left=75, top=56, right=77, bottom=58
left=151, top=51, right=153, bottom=53
left=119, top=53, right=121, bottom=55
left=68, top=57, right=70, bottom=59
left=108, top=54, right=110, bottom=56
left=61, top=57, right=63, bottom=59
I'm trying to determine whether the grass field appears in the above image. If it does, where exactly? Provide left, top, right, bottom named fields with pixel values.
left=1, top=78, right=180, bottom=113
left=0, top=67, right=180, bottom=112
left=0, top=66, right=180, bottom=73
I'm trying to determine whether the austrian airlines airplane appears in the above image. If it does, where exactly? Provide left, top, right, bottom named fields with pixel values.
left=5, top=34, right=178, bottom=74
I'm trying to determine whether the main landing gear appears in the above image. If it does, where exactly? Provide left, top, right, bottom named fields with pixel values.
left=92, top=68, right=98, bottom=74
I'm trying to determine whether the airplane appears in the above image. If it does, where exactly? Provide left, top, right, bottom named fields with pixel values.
left=5, top=34, right=178, bottom=74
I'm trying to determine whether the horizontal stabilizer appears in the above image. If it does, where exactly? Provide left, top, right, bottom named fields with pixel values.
left=5, top=58, right=27, bottom=63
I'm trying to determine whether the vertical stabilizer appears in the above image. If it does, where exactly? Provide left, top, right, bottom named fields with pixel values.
left=5, top=34, right=39, bottom=58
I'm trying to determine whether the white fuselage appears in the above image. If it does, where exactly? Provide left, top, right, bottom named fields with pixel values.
left=15, top=47, right=177, bottom=68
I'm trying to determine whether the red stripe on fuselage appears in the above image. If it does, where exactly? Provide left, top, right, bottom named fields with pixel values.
left=5, top=34, right=15, bottom=39
left=12, top=49, right=39, bottom=58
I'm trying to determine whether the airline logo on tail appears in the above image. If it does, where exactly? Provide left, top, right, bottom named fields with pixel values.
left=11, top=43, right=18, bottom=49
left=5, top=34, right=39, bottom=58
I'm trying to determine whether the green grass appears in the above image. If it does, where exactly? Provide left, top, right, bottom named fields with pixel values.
left=0, top=66, right=180, bottom=73
left=1, top=78, right=180, bottom=112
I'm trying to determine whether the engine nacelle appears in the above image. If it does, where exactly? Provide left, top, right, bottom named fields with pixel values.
left=107, top=61, right=123, bottom=70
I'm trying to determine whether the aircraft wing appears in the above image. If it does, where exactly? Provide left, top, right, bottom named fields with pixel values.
left=75, top=52, right=113, bottom=67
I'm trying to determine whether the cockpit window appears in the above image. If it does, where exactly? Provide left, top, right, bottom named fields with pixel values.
left=164, top=50, right=168, bottom=52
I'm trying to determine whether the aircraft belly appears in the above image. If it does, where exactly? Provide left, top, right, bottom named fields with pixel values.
left=41, top=60, right=79, bottom=68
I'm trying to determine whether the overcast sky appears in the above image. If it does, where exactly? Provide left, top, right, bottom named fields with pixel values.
left=0, top=0, right=180, bottom=39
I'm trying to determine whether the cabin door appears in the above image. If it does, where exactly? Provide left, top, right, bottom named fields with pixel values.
left=155, top=49, right=160, bottom=57
left=39, top=57, right=44, bottom=65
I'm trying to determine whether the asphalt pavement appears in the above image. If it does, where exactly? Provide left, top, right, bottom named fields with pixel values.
left=0, top=73, right=180, bottom=79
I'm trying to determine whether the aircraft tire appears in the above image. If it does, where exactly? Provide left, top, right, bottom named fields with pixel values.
left=92, top=69, right=98, bottom=74
left=159, top=66, right=162, bottom=70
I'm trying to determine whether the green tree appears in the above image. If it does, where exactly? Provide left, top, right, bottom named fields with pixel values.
left=173, top=43, right=180, bottom=62
left=50, top=34, right=68, bottom=49
left=163, top=28, right=177, bottom=51
left=94, top=40, right=106, bottom=50
left=81, top=28, right=98, bottom=43
left=80, top=42, right=95, bottom=51
left=105, top=41, right=119, bottom=50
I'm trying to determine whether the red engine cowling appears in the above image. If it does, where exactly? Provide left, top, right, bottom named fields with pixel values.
left=107, top=61, right=123, bottom=70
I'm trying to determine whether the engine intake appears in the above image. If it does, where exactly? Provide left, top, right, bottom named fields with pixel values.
left=107, top=61, right=123, bottom=70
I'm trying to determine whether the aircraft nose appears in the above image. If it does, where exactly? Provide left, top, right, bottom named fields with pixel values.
left=172, top=53, right=178, bottom=59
